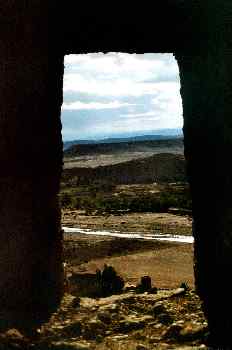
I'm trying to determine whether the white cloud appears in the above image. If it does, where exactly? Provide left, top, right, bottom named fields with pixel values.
left=120, top=111, right=161, bottom=119
left=63, top=75, right=179, bottom=98
left=62, top=53, right=183, bottom=140
left=63, top=53, right=180, bottom=97
left=62, top=101, right=136, bottom=111
left=64, top=53, right=178, bottom=81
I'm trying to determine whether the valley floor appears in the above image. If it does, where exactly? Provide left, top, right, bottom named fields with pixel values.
left=62, top=210, right=194, bottom=289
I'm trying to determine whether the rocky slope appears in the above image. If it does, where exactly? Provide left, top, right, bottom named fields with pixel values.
left=0, top=288, right=208, bottom=349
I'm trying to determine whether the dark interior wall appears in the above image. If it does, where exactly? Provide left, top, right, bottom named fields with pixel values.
left=0, top=2, right=64, bottom=329
left=60, top=1, right=206, bottom=54
left=175, top=6, right=232, bottom=344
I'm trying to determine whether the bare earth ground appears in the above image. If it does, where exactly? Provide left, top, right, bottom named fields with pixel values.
left=62, top=210, right=194, bottom=289
left=73, top=244, right=194, bottom=289
left=63, top=147, right=183, bottom=169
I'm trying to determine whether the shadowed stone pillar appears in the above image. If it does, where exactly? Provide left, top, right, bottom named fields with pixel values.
left=0, top=3, right=64, bottom=330
left=175, top=6, right=232, bottom=345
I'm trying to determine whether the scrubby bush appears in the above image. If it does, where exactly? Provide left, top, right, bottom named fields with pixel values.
left=59, top=192, right=76, bottom=208
left=60, top=182, right=192, bottom=214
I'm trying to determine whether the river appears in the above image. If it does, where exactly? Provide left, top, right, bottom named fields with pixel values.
left=63, top=226, right=193, bottom=244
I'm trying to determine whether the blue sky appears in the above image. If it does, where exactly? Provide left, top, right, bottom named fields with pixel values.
left=61, top=53, right=183, bottom=141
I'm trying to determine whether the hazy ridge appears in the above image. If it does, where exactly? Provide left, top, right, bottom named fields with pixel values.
left=63, top=129, right=183, bottom=151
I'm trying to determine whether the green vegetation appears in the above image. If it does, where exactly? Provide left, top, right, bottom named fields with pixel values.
left=59, top=182, right=192, bottom=216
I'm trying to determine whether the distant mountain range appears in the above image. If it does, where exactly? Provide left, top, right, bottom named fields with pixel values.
left=63, top=129, right=183, bottom=150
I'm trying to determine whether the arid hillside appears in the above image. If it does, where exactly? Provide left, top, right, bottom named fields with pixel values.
left=62, top=153, right=186, bottom=186
left=63, top=138, right=184, bottom=169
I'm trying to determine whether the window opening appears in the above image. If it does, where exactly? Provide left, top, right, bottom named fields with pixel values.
left=61, top=53, right=192, bottom=293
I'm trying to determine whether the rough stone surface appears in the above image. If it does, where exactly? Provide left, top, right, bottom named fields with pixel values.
left=82, top=319, right=107, bottom=340
left=50, top=341, right=91, bottom=350
left=117, top=316, right=154, bottom=333
left=0, top=289, right=209, bottom=348
left=97, top=311, right=112, bottom=325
